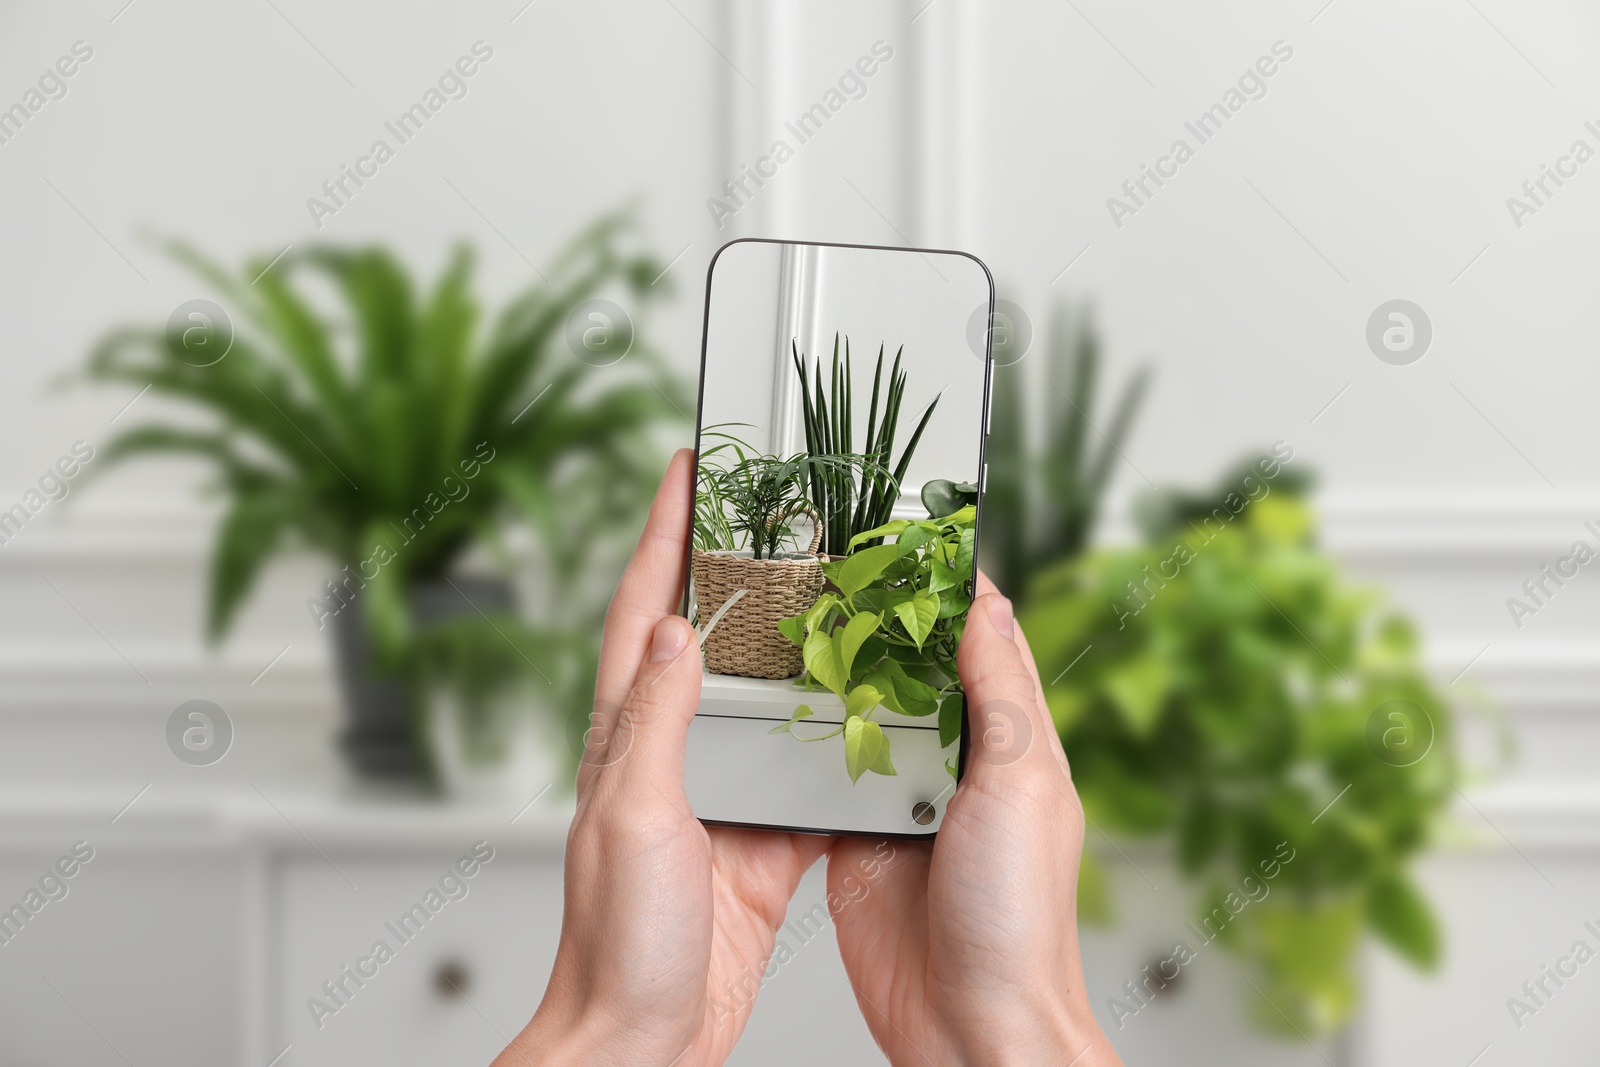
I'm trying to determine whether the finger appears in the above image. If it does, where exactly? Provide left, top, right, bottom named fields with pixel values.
left=973, top=569, right=1070, bottom=774
left=975, top=568, right=1044, bottom=699
left=956, top=592, right=1059, bottom=782
left=1013, top=619, right=1074, bottom=777
left=593, top=449, right=694, bottom=715
left=586, top=614, right=702, bottom=798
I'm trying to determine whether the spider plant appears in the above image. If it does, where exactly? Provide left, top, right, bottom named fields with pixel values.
left=792, top=334, right=940, bottom=557
left=693, top=424, right=755, bottom=553
left=80, top=211, right=685, bottom=658
left=699, top=450, right=883, bottom=560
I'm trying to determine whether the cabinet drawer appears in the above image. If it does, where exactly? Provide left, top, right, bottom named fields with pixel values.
left=276, top=851, right=563, bottom=1067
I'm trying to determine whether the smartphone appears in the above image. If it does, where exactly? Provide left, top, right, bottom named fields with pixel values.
left=682, top=238, right=994, bottom=837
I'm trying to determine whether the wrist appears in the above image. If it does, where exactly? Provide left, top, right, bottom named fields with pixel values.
left=498, top=988, right=660, bottom=1067
left=947, top=995, right=1114, bottom=1067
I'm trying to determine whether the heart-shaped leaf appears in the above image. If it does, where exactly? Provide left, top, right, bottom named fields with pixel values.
left=844, top=716, right=886, bottom=782
left=845, top=683, right=884, bottom=720
left=834, top=544, right=901, bottom=598
left=838, top=611, right=881, bottom=677
left=894, top=590, right=940, bottom=648
left=804, top=627, right=845, bottom=696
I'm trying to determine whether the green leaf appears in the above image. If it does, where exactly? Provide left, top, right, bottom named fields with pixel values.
left=804, top=627, right=846, bottom=696
left=845, top=684, right=884, bottom=720
left=1368, top=875, right=1442, bottom=970
left=847, top=519, right=910, bottom=551
left=921, top=480, right=978, bottom=520
left=927, top=558, right=960, bottom=593
left=208, top=490, right=290, bottom=641
left=869, top=730, right=897, bottom=776
left=893, top=523, right=937, bottom=557
left=837, top=611, right=881, bottom=677
left=844, top=716, right=887, bottom=782
left=868, top=661, right=939, bottom=716
left=894, top=590, right=939, bottom=648
left=834, top=543, right=902, bottom=598
left=850, top=634, right=887, bottom=680
left=1103, top=653, right=1172, bottom=736
left=770, top=704, right=814, bottom=735
left=954, top=526, right=976, bottom=581
left=776, top=614, right=806, bottom=647
left=804, top=592, right=839, bottom=633
left=938, top=693, right=963, bottom=748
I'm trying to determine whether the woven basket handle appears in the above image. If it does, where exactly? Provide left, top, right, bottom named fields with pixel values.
left=771, top=502, right=823, bottom=556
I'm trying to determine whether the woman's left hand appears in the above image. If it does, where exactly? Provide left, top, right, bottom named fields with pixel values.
left=495, top=449, right=831, bottom=1067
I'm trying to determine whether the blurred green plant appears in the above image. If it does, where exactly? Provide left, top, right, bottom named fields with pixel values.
left=793, top=335, right=940, bottom=557
left=81, top=213, right=681, bottom=655
left=983, top=298, right=1459, bottom=1037
left=774, top=505, right=974, bottom=782
left=79, top=213, right=685, bottom=776
left=1021, top=468, right=1454, bottom=1036
left=979, top=305, right=1149, bottom=599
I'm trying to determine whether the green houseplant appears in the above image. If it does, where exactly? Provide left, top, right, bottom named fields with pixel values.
left=773, top=505, right=974, bottom=781
left=82, top=212, right=683, bottom=776
left=691, top=429, right=885, bottom=679
left=984, top=299, right=1460, bottom=1037
left=792, top=335, right=940, bottom=556
left=1022, top=480, right=1454, bottom=1036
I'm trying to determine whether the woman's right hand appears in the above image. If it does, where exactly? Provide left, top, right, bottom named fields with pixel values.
left=827, top=574, right=1122, bottom=1066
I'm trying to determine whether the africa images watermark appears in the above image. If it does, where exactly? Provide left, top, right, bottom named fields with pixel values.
left=304, top=442, right=497, bottom=629
left=1106, top=840, right=1298, bottom=1029
left=1505, top=916, right=1600, bottom=1031
left=1114, top=440, right=1296, bottom=629
left=0, top=39, right=95, bottom=148
left=710, top=841, right=897, bottom=1028
left=706, top=39, right=895, bottom=230
left=1504, top=517, right=1600, bottom=630
left=306, top=840, right=496, bottom=1030
left=306, top=40, right=495, bottom=229
left=0, top=440, right=96, bottom=548
left=1106, top=40, right=1296, bottom=230
left=1504, top=118, right=1600, bottom=230
left=0, top=841, right=96, bottom=949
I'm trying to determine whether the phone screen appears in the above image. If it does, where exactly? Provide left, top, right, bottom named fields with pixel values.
left=683, top=239, right=993, bottom=835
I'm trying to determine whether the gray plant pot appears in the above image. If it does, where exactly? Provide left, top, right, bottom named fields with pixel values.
left=328, top=575, right=516, bottom=780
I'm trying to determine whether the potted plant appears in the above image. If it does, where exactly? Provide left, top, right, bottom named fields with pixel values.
left=986, top=299, right=1463, bottom=1038
left=692, top=434, right=879, bottom=679
left=772, top=503, right=974, bottom=782
left=81, top=213, right=682, bottom=778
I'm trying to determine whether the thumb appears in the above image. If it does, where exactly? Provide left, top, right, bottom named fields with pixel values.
left=956, top=593, right=1052, bottom=781
left=589, top=615, right=702, bottom=792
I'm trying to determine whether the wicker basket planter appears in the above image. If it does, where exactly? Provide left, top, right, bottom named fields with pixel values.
left=692, top=505, right=825, bottom=679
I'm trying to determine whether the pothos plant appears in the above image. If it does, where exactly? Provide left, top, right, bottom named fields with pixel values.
left=772, top=505, right=975, bottom=782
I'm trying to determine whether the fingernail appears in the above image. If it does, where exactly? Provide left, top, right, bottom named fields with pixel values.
left=988, top=596, right=1015, bottom=640
left=651, top=616, right=689, bottom=662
